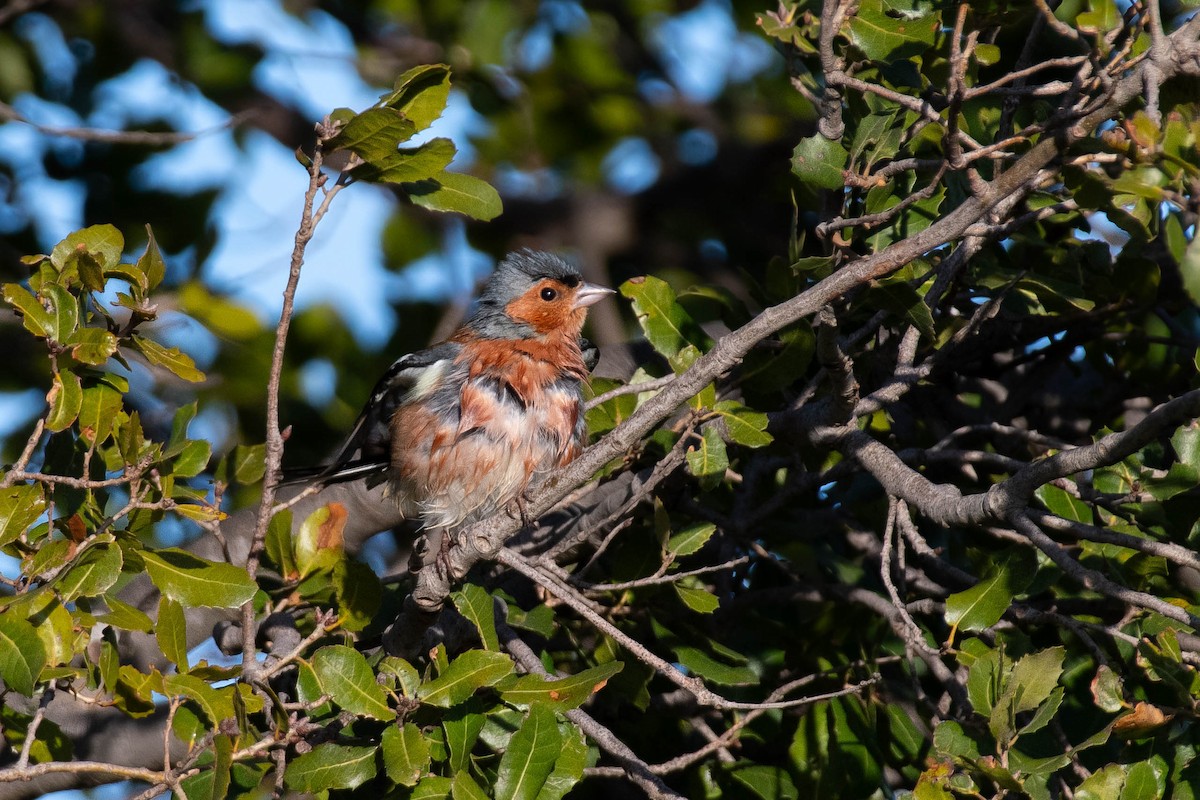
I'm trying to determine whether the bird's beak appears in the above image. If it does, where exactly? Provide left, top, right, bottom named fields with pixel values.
left=573, top=282, right=616, bottom=309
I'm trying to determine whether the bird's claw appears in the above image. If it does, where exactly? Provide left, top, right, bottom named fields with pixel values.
left=507, top=491, right=534, bottom=530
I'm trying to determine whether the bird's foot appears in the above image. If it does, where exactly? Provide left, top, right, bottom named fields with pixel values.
left=436, top=530, right=455, bottom=575
left=507, top=491, right=535, bottom=530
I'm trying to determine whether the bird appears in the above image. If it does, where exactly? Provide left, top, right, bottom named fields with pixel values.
left=288, top=249, right=614, bottom=535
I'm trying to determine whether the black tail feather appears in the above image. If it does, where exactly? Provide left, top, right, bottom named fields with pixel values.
left=276, top=460, right=388, bottom=487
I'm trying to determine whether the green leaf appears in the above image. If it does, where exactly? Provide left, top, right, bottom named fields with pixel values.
left=95, top=596, right=154, bottom=633
left=536, top=724, right=587, bottom=800
left=675, top=584, right=720, bottom=614
left=988, top=646, right=1065, bottom=746
left=180, top=733, right=233, bottom=800
left=358, top=137, right=457, bottom=184
left=330, top=107, right=417, bottom=162
left=172, top=439, right=212, bottom=479
left=412, top=776, right=455, bottom=799
left=51, top=224, right=124, bottom=274
left=1008, top=647, right=1065, bottom=714
left=974, top=43, right=1001, bottom=65
left=452, top=583, right=500, bottom=651
left=380, top=64, right=451, bottom=131
left=1077, top=0, right=1121, bottom=33
left=3, top=283, right=53, bottom=337
left=1121, top=758, right=1166, bottom=800
left=944, top=553, right=1036, bottom=634
left=1172, top=422, right=1200, bottom=470
left=141, top=548, right=258, bottom=608
left=294, top=503, right=345, bottom=577
left=443, top=703, right=487, bottom=773
left=1009, top=748, right=1070, bottom=777
left=46, top=371, right=83, bottom=433
left=78, top=383, right=122, bottom=446
left=728, top=764, right=799, bottom=800
left=0, top=705, right=72, bottom=764
left=0, top=485, right=45, bottom=547
left=312, top=645, right=392, bottom=721
left=66, top=327, right=118, bottom=366
left=1091, top=664, right=1125, bottom=713
left=671, top=644, right=757, bottom=686
left=382, top=722, right=431, bottom=787
left=866, top=279, right=935, bottom=339
left=713, top=401, right=773, bottom=448
left=1077, top=764, right=1127, bottom=800
left=137, top=225, right=166, bottom=290
left=217, top=442, right=266, bottom=485
left=264, top=510, right=297, bottom=580
left=584, top=377, right=639, bottom=435
left=932, top=720, right=981, bottom=760
left=332, top=560, right=382, bottom=632
left=1018, top=685, right=1064, bottom=737
left=452, top=772, right=491, bottom=800
left=407, top=171, right=503, bottom=221
left=667, top=522, right=716, bottom=557
left=129, top=335, right=205, bottom=382
left=285, top=743, right=378, bottom=792
left=845, top=0, right=939, bottom=62
left=686, top=426, right=728, bottom=490
left=499, top=662, right=623, bottom=710
left=163, top=673, right=229, bottom=728
left=22, top=595, right=72, bottom=671
left=791, top=134, right=848, bottom=190
left=0, top=614, right=47, bottom=696
left=43, top=284, right=79, bottom=343
left=55, top=542, right=122, bottom=601
left=619, top=275, right=709, bottom=359
left=157, top=596, right=189, bottom=671
left=417, top=649, right=513, bottom=707
left=495, top=705, right=564, bottom=800
left=1178, top=233, right=1200, bottom=307
left=669, top=344, right=715, bottom=408
left=1036, top=484, right=1091, bottom=523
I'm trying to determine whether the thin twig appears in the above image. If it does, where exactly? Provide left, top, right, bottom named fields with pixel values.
left=585, top=375, right=677, bottom=411
left=0, top=102, right=253, bottom=146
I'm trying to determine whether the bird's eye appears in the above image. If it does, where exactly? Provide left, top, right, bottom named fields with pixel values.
left=540, top=287, right=558, bottom=301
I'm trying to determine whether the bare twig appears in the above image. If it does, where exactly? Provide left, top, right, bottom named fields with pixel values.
left=241, top=121, right=351, bottom=680
left=0, top=101, right=252, bottom=146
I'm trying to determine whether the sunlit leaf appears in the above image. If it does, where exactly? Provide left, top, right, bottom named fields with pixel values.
left=0, top=615, right=46, bottom=696
left=494, top=705, right=563, bottom=800
left=285, top=743, right=377, bottom=792
left=417, top=650, right=513, bottom=707
left=141, top=548, right=258, bottom=609
left=499, top=662, right=623, bottom=710
left=452, top=583, right=500, bottom=651
left=130, top=335, right=205, bottom=382
left=312, top=645, right=392, bottom=721
left=407, top=171, right=503, bottom=221
left=0, top=485, right=45, bottom=547
left=382, top=722, right=431, bottom=787
left=619, top=275, right=709, bottom=359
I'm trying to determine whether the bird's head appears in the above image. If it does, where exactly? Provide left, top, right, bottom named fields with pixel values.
left=471, top=250, right=614, bottom=340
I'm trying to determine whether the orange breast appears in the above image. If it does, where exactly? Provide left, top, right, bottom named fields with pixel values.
left=389, top=340, right=585, bottom=531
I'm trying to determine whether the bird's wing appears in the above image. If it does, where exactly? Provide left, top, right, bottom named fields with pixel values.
left=281, top=341, right=462, bottom=485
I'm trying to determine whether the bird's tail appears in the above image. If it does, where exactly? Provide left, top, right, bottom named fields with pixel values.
left=275, top=459, right=388, bottom=487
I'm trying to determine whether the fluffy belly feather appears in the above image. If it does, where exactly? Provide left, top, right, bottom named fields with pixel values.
left=390, top=377, right=582, bottom=530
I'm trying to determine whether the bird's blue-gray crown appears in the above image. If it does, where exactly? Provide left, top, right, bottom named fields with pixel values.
left=471, top=250, right=582, bottom=338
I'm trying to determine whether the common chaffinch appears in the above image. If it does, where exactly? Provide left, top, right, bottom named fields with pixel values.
left=300, top=249, right=614, bottom=532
